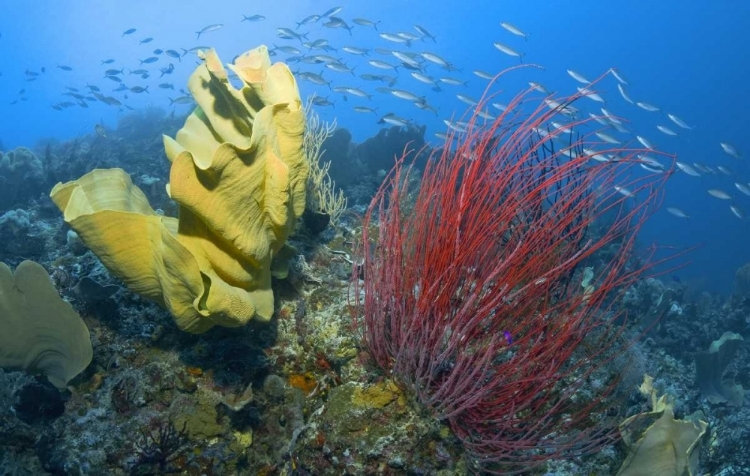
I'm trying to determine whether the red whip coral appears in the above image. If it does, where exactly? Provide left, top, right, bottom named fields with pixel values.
left=353, top=72, right=673, bottom=473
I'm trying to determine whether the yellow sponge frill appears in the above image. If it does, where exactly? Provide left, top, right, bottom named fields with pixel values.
left=50, top=46, right=307, bottom=333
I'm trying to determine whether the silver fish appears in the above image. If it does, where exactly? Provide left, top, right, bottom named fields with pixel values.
left=391, top=89, right=422, bottom=102
left=735, top=182, right=750, bottom=196
left=668, top=113, right=692, bottom=129
left=609, top=68, right=629, bottom=84
left=368, top=60, right=397, bottom=70
left=707, top=189, right=732, bottom=200
left=636, top=135, right=655, bottom=149
left=493, top=42, right=522, bottom=59
left=577, top=86, right=604, bottom=103
left=720, top=142, right=741, bottom=158
left=567, top=69, right=590, bottom=84
left=353, top=18, right=379, bottom=29
left=342, top=46, right=370, bottom=56
left=666, top=207, right=689, bottom=219
left=456, top=94, right=478, bottom=106
left=421, top=52, right=450, bottom=68
left=500, top=22, right=527, bottom=40
left=676, top=161, right=700, bottom=176
left=617, top=84, right=634, bottom=104
left=414, top=25, right=437, bottom=42
left=636, top=101, right=660, bottom=112
left=380, top=33, right=409, bottom=44
left=196, top=23, right=223, bottom=39
left=730, top=205, right=745, bottom=219
left=656, top=125, right=678, bottom=136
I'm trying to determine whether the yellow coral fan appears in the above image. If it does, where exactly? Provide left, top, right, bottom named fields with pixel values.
left=50, top=46, right=307, bottom=333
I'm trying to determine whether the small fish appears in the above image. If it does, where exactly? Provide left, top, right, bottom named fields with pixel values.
left=242, top=14, right=265, bottom=22
left=422, top=52, right=450, bottom=68
left=153, top=48, right=163, bottom=55
left=636, top=135, right=655, bottom=149
left=667, top=113, right=692, bottom=130
left=473, top=70, right=494, bottom=80
left=439, top=77, right=467, bottom=86
left=567, top=69, right=590, bottom=84
left=57, top=64, right=73, bottom=71
left=493, top=42, right=522, bottom=60
left=656, top=125, right=678, bottom=136
left=139, top=37, right=153, bottom=44
left=95, top=124, right=107, bottom=138
left=296, top=15, right=320, bottom=28
left=321, top=6, right=343, bottom=17
left=456, top=94, right=478, bottom=106
left=636, top=101, right=660, bottom=112
left=368, top=59, right=397, bottom=70
left=353, top=106, right=377, bottom=113
left=614, top=185, right=634, bottom=198
left=666, top=207, right=689, bottom=219
left=609, top=67, right=628, bottom=84
left=25, top=69, right=39, bottom=76
left=353, top=18, right=379, bottom=29
left=595, top=132, right=620, bottom=144
left=342, top=46, right=370, bottom=56
left=717, top=166, right=732, bottom=176
left=122, top=28, right=136, bottom=36
left=324, top=17, right=352, bottom=34
left=676, top=161, right=700, bottom=177
left=577, top=86, right=604, bottom=103
left=129, top=86, right=149, bottom=93
left=158, top=82, right=174, bottom=89
left=380, top=32, right=409, bottom=44
left=411, top=72, right=437, bottom=85
left=707, top=189, right=732, bottom=200
left=414, top=24, right=437, bottom=42
left=379, top=113, right=410, bottom=127
left=720, top=142, right=741, bottom=158
left=730, top=204, right=745, bottom=219
left=735, top=183, right=750, bottom=196
left=443, top=119, right=467, bottom=132
left=273, top=45, right=301, bottom=55
left=196, top=23, right=223, bottom=39
left=529, top=81, right=549, bottom=93
left=101, top=58, right=115, bottom=64
left=391, top=89, right=423, bottom=102
left=169, top=96, right=194, bottom=105
left=165, top=50, right=181, bottom=60
left=140, top=56, right=159, bottom=64
left=500, top=22, right=527, bottom=40
left=106, top=68, right=124, bottom=75
left=617, top=84, right=634, bottom=104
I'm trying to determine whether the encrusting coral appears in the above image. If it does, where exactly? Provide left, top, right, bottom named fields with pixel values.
left=50, top=46, right=307, bottom=333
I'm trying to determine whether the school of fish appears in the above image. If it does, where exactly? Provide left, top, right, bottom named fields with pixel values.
left=3, top=6, right=746, bottom=223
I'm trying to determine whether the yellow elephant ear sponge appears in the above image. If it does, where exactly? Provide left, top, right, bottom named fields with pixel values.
left=0, top=260, right=93, bottom=388
left=50, top=46, right=307, bottom=333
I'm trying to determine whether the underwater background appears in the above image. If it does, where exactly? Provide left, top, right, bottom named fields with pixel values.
left=3, top=0, right=750, bottom=294
left=1, top=0, right=749, bottom=475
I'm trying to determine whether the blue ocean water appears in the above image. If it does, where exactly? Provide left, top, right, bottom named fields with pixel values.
left=1, top=0, right=748, bottom=295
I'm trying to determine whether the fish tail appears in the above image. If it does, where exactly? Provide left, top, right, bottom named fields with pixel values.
left=195, top=32, right=201, bottom=40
